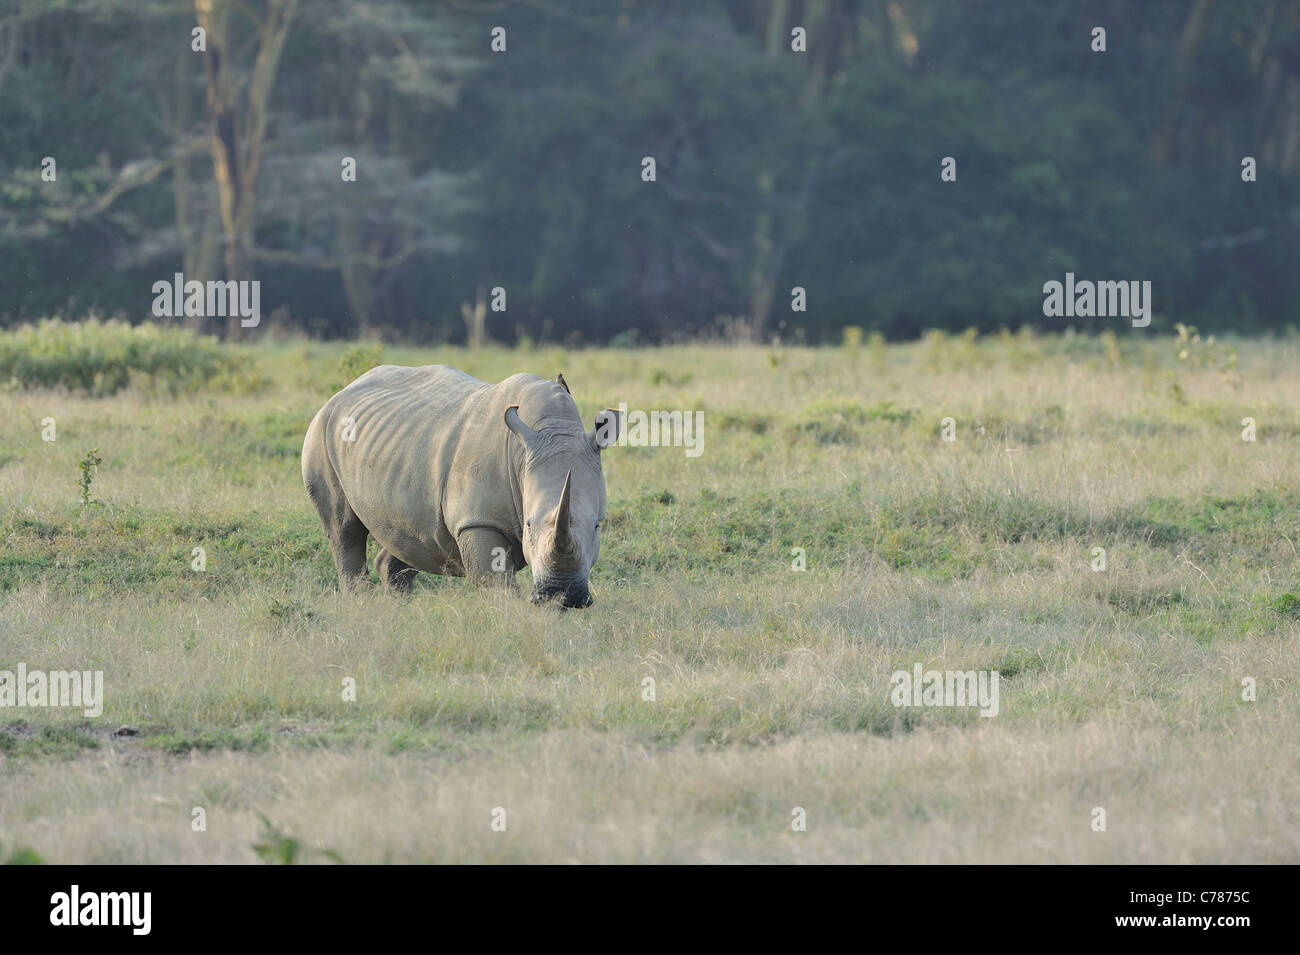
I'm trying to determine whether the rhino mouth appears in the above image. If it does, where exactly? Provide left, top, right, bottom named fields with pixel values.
left=531, top=580, right=592, bottom=609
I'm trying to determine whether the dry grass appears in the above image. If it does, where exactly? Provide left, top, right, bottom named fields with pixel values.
left=1, top=329, right=1298, bottom=862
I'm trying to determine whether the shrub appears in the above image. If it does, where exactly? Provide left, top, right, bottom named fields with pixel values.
left=0, top=318, right=246, bottom=396
left=332, top=345, right=384, bottom=391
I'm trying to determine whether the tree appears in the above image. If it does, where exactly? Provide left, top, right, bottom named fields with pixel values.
left=193, top=0, right=298, bottom=338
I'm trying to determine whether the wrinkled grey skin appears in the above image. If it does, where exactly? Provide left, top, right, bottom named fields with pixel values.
left=302, top=365, right=619, bottom=608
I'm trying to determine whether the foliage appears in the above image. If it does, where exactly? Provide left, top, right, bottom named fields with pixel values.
left=2, top=2, right=1298, bottom=342
left=76, top=448, right=102, bottom=506
left=1, top=842, right=45, bottom=865
left=0, top=319, right=246, bottom=395
left=333, top=345, right=384, bottom=391
left=252, top=814, right=345, bottom=864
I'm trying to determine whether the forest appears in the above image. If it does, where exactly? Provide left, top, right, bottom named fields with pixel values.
left=1, top=0, right=1297, bottom=343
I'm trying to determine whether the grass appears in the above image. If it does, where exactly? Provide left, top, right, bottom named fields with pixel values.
left=0, top=324, right=1298, bottom=862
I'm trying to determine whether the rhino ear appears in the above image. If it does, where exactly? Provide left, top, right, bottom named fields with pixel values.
left=504, top=404, right=541, bottom=452
left=556, top=373, right=570, bottom=394
left=589, top=408, right=622, bottom=452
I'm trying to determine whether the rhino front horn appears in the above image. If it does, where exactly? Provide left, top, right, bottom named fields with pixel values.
left=552, top=470, right=573, bottom=550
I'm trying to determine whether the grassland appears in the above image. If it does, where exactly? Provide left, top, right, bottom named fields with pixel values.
left=1, top=324, right=1298, bottom=863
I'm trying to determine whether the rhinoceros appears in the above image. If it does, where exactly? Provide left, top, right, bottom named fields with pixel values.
left=302, top=365, right=620, bottom=608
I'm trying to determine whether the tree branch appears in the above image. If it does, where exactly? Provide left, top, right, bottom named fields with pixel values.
left=3, top=138, right=209, bottom=239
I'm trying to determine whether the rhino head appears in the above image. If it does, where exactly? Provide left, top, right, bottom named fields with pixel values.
left=504, top=390, right=620, bottom=609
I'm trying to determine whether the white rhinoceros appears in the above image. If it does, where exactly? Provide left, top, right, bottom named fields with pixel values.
left=302, top=365, right=619, bottom=608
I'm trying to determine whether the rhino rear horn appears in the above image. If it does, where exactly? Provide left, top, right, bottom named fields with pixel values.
left=552, top=470, right=573, bottom=550
left=504, top=405, right=540, bottom=452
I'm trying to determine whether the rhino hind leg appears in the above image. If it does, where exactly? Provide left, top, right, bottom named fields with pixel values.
left=303, top=434, right=370, bottom=591
left=323, top=507, right=370, bottom=591
left=458, top=527, right=520, bottom=591
left=375, top=546, right=418, bottom=593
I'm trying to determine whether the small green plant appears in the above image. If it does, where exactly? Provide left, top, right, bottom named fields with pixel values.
left=336, top=345, right=383, bottom=389
left=0, top=842, right=45, bottom=865
left=266, top=597, right=319, bottom=626
left=252, top=814, right=344, bottom=864
left=252, top=814, right=302, bottom=864
left=1273, top=593, right=1300, bottom=620
left=1101, top=329, right=1124, bottom=369
left=866, top=329, right=888, bottom=366
left=1171, top=324, right=1240, bottom=395
left=922, top=326, right=983, bottom=372
left=77, top=449, right=103, bottom=506
left=1174, top=323, right=1238, bottom=371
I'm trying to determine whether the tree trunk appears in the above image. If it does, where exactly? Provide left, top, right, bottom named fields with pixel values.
left=194, top=0, right=298, bottom=338
left=1152, top=0, right=1214, bottom=167
left=169, top=49, right=221, bottom=334
left=338, top=81, right=376, bottom=336
left=338, top=218, right=376, bottom=335
left=747, top=1, right=791, bottom=341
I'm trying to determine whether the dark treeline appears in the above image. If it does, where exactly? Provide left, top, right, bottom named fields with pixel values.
left=1, top=0, right=1298, bottom=343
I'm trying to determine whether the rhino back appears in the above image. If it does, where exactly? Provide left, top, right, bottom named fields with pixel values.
left=319, top=365, right=536, bottom=571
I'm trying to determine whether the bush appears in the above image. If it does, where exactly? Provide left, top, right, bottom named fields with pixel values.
left=332, top=345, right=384, bottom=392
left=0, top=318, right=247, bottom=396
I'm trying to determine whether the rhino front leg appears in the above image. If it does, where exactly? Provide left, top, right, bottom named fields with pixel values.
left=457, top=527, right=521, bottom=592
left=375, top=546, right=418, bottom=594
